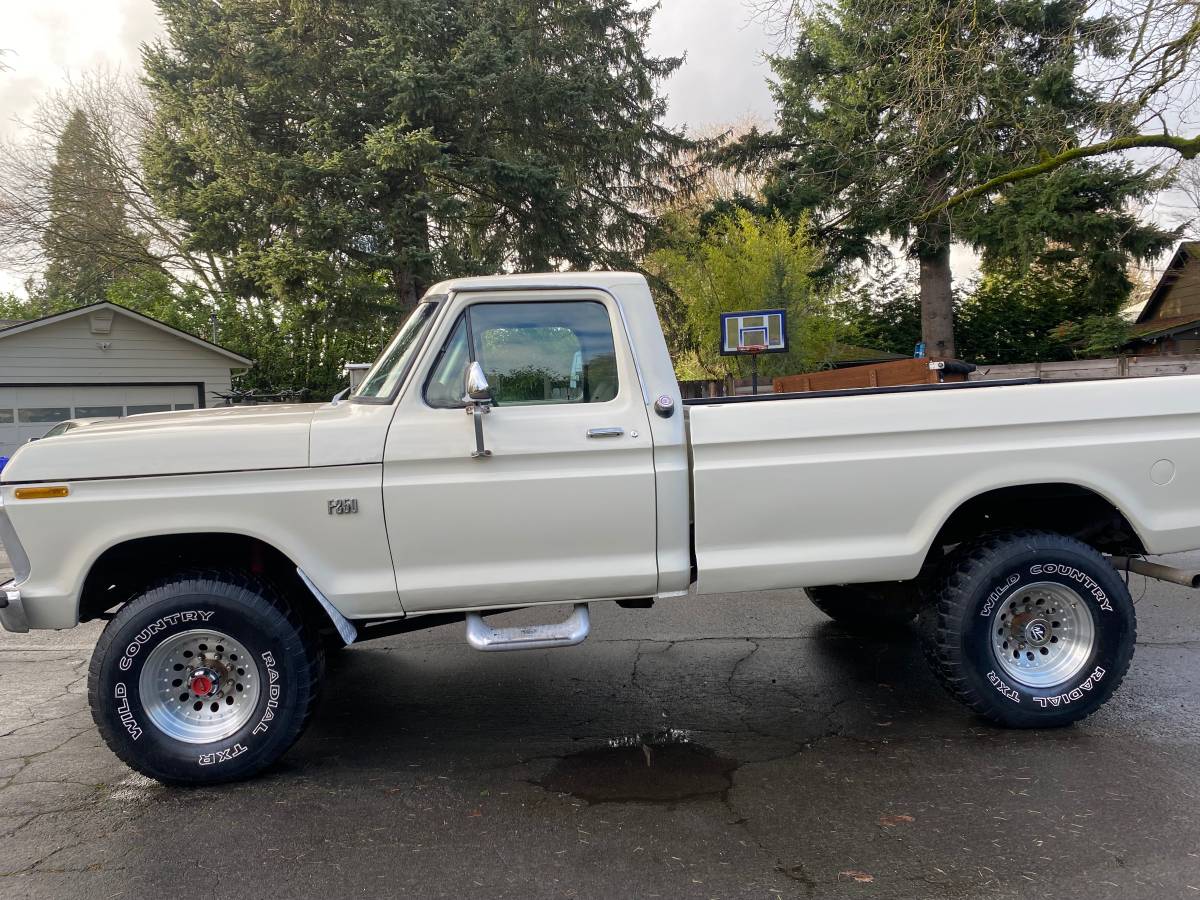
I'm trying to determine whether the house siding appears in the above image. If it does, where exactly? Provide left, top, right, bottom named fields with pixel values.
left=1153, top=261, right=1200, bottom=320
left=0, top=312, right=239, bottom=401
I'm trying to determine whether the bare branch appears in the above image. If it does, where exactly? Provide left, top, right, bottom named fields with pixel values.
left=0, top=69, right=226, bottom=304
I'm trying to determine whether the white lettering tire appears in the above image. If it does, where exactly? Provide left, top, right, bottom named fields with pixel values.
left=88, top=572, right=323, bottom=785
left=922, top=531, right=1135, bottom=728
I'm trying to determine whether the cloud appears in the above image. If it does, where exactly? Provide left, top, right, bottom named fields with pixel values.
left=1, top=0, right=776, bottom=136
left=0, top=0, right=163, bottom=139
left=647, top=0, right=777, bottom=131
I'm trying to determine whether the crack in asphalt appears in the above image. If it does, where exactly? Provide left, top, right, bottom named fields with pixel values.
left=0, top=655, right=142, bottom=880
left=0, top=708, right=92, bottom=739
left=719, top=785, right=819, bottom=898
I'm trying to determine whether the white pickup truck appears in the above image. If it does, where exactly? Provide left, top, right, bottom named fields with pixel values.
left=0, top=272, right=1186, bottom=783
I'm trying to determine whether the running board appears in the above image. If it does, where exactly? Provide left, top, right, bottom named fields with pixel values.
left=465, top=603, right=590, bottom=652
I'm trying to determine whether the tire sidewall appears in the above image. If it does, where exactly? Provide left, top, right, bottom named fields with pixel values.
left=94, top=585, right=307, bottom=783
left=958, top=544, right=1134, bottom=721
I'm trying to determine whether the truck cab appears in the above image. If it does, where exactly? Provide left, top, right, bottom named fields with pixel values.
left=311, top=275, right=691, bottom=613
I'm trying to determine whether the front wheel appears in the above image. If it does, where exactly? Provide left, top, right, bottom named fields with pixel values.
left=88, top=572, right=323, bottom=785
left=922, top=531, right=1135, bottom=728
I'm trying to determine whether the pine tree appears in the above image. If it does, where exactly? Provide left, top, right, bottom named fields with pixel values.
left=960, top=161, right=1176, bottom=307
left=42, top=109, right=142, bottom=304
left=142, top=0, right=688, bottom=393
left=732, top=0, right=1174, bottom=357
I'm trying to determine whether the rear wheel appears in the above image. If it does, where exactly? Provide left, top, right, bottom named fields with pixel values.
left=88, top=572, right=323, bottom=785
left=922, top=531, right=1135, bottom=728
left=806, top=583, right=923, bottom=632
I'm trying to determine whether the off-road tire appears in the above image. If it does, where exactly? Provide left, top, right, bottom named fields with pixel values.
left=922, top=531, right=1135, bottom=728
left=806, top=583, right=923, bottom=632
left=88, top=571, right=323, bottom=785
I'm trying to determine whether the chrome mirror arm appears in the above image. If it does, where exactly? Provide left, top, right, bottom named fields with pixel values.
left=465, top=397, right=492, bottom=458
left=463, top=361, right=493, bottom=458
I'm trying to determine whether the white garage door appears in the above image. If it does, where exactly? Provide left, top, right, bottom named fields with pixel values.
left=0, top=384, right=201, bottom=458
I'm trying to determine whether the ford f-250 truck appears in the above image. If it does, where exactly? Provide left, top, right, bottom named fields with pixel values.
left=0, top=272, right=1182, bottom=783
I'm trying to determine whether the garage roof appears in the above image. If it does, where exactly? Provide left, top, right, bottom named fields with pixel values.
left=0, top=301, right=254, bottom=368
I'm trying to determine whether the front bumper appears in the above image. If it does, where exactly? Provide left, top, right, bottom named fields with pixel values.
left=0, top=582, right=28, bottom=633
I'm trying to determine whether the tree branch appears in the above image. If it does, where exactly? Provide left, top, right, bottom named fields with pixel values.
left=924, top=131, right=1200, bottom=219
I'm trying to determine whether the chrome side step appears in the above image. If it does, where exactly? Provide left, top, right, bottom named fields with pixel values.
left=465, top=603, right=590, bottom=652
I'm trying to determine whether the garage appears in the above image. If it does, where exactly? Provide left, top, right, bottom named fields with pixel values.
left=0, top=302, right=253, bottom=456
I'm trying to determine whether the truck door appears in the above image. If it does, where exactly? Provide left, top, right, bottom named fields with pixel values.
left=382, top=290, right=658, bottom=613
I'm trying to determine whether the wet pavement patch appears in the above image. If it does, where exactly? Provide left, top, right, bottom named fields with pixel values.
left=537, top=734, right=738, bottom=804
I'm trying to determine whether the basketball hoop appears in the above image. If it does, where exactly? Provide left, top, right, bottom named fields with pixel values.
left=720, top=309, right=788, bottom=397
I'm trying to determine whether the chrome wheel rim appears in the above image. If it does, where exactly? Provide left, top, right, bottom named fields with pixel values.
left=991, top=581, right=1096, bottom=689
left=138, top=629, right=261, bottom=743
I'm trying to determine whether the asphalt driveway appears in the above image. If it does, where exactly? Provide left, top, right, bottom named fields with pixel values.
left=2, top=555, right=1200, bottom=899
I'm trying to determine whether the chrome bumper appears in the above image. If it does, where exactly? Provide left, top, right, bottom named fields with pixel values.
left=0, top=582, right=29, bottom=633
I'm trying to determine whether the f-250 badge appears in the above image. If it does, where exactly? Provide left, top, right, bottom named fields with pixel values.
left=327, top=498, right=359, bottom=515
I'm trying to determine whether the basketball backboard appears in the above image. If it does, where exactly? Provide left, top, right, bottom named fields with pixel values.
left=719, top=309, right=788, bottom=355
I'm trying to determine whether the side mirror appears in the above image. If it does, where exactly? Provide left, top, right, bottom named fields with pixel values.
left=463, top=361, right=493, bottom=459
left=463, top=361, right=493, bottom=405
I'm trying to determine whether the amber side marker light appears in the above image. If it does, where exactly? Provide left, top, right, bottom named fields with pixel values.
left=13, top=486, right=69, bottom=500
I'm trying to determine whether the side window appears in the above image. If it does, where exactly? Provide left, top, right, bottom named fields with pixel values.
left=425, top=316, right=471, bottom=408
left=425, top=301, right=618, bottom=407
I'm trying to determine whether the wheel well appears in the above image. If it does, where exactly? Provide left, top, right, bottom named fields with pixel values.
left=78, top=533, right=332, bottom=636
left=928, top=483, right=1145, bottom=566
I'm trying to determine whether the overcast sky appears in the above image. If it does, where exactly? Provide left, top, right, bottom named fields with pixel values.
left=0, top=1, right=162, bottom=138
left=0, top=0, right=778, bottom=140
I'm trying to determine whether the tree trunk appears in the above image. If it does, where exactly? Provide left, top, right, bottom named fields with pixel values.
left=390, top=200, right=430, bottom=313
left=393, top=266, right=420, bottom=311
left=916, top=217, right=956, bottom=359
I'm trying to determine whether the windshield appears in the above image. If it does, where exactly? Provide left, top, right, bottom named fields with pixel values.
left=354, top=300, right=440, bottom=399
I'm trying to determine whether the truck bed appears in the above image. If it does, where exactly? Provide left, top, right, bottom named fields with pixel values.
left=685, top=374, right=1200, bottom=594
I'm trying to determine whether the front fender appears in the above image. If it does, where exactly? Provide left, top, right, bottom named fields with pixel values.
left=3, top=466, right=400, bottom=630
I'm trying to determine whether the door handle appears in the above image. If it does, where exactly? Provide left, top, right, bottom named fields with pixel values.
left=586, top=427, right=624, bottom=438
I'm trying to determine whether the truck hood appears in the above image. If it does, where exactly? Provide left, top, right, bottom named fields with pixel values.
left=2, top=403, right=323, bottom=482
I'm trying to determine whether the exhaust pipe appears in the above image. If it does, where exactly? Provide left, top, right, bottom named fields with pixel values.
left=1109, top=556, right=1200, bottom=589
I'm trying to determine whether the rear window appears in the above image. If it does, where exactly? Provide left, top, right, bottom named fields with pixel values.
left=74, top=406, right=122, bottom=418
left=18, top=408, right=70, bottom=424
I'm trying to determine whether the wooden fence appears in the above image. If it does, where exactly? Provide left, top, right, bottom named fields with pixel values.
left=774, top=357, right=971, bottom=393
left=681, top=353, right=1200, bottom=398
left=968, top=354, right=1200, bottom=382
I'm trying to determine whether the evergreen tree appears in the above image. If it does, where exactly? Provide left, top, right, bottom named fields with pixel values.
left=960, top=162, right=1177, bottom=307
left=837, top=262, right=1139, bottom=365
left=42, top=109, right=144, bottom=304
left=956, top=265, right=1122, bottom=364
left=142, top=0, right=687, bottom=393
left=835, top=274, right=923, bottom=358
left=732, top=0, right=1173, bottom=357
